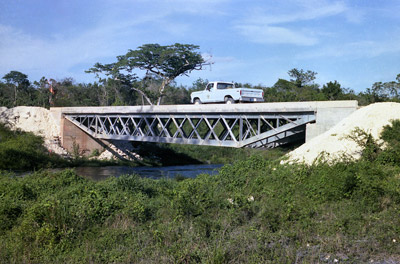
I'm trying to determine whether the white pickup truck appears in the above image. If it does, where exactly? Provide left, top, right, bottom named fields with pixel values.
left=190, top=81, right=264, bottom=104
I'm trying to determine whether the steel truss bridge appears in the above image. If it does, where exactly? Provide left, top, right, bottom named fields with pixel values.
left=63, top=104, right=316, bottom=148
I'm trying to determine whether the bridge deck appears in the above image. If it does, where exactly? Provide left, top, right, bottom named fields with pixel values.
left=55, top=100, right=357, bottom=114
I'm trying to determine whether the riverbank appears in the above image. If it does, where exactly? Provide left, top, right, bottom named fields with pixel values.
left=2, top=148, right=400, bottom=262
left=0, top=121, right=291, bottom=171
left=2, top=120, right=400, bottom=262
left=21, top=164, right=224, bottom=181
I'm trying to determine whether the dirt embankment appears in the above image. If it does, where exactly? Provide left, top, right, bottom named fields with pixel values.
left=0, top=106, right=68, bottom=155
left=285, top=102, right=400, bottom=165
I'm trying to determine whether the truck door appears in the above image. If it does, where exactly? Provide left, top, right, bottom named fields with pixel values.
left=204, top=83, right=214, bottom=103
left=215, top=83, right=230, bottom=102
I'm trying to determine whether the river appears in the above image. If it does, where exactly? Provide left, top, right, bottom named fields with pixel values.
left=71, top=163, right=224, bottom=181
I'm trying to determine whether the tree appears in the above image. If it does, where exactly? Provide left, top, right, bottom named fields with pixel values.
left=288, top=68, right=317, bottom=88
left=357, top=73, right=400, bottom=105
left=190, top=78, right=209, bottom=92
left=162, top=84, right=191, bottom=105
left=370, top=75, right=400, bottom=102
left=322, top=81, right=343, bottom=100
left=87, top=43, right=209, bottom=105
left=266, top=70, right=324, bottom=102
left=269, top=79, right=298, bottom=101
left=32, top=77, right=51, bottom=108
left=0, top=81, right=14, bottom=107
left=2, top=71, right=30, bottom=106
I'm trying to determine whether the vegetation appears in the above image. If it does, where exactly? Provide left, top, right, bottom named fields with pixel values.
left=1, top=121, right=400, bottom=263
left=0, top=123, right=286, bottom=171
left=0, top=123, right=68, bottom=171
left=0, top=123, right=144, bottom=171
left=165, top=142, right=292, bottom=165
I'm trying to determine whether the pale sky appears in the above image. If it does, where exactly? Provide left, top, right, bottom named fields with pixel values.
left=1, top=0, right=399, bottom=92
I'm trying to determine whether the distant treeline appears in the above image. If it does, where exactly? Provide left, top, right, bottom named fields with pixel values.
left=1, top=69, right=399, bottom=108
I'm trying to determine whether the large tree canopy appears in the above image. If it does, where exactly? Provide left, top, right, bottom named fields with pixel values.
left=87, top=43, right=208, bottom=105
left=288, top=68, right=317, bottom=88
left=2, top=71, right=30, bottom=106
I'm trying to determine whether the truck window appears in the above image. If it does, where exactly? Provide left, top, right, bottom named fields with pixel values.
left=206, top=83, right=214, bottom=91
left=217, top=83, right=233, bottom=89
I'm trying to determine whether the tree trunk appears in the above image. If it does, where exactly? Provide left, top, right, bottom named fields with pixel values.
left=14, top=85, right=17, bottom=106
left=156, top=79, right=171, bottom=105
left=131, top=87, right=153, bottom=105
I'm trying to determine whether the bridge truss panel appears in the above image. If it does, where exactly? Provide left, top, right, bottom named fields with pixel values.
left=64, top=111, right=316, bottom=148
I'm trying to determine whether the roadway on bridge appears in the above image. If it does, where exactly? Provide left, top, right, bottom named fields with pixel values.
left=53, top=100, right=358, bottom=114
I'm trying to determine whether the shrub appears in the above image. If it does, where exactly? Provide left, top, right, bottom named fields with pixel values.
left=0, top=123, right=67, bottom=170
left=381, top=119, right=400, bottom=144
left=346, top=127, right=382, bottom=162
left=378, top=119, right=400, bottom=164
left=172, top=174, right=218, bottom=218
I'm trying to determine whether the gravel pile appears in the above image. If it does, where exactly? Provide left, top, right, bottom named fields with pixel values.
left=285, top=102, right=400, bottom=165
left=0, top=106, right=67, bottom=155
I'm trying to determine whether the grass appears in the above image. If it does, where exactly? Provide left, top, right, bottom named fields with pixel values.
left=164, top=142, right=291, bottom=164
left=1, top=155, right=400, bottom=263
left=1, top=122, right=400, bottom=262
left=0, top=123, right=69, bottom=171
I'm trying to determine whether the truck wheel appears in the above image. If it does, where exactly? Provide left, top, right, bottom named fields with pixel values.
left=194, top=99, right=201, bottom=105
left=225, top=97, right=235, bottom=104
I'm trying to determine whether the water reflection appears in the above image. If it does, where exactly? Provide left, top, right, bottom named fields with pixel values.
left=73, top=164, right=224, bottom=181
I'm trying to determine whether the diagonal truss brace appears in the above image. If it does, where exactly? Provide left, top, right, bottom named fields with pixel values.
left=64, top=111, right=316, bottom=148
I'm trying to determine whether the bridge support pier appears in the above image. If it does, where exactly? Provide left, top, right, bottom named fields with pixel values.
left=61, top=117, right=105, bottom=156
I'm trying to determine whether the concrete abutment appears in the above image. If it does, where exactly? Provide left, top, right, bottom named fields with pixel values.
left=61, top=117, right=105, bottom=156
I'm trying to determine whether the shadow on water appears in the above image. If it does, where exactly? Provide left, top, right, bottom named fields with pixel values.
left=73, top=164, right=224, bottom=181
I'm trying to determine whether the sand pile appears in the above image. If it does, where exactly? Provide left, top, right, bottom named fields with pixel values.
left=285, top=102, right=400, bottom=165
left=0, top=106, right=68, bottom=155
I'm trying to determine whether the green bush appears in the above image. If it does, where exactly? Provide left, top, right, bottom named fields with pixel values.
left=0, top=123, right=68, bottom=170
left=377, top=119, right=400, bottom=164
left=381, top=119, right=400, bottom=144
left=171, top=174, right=219, bottom=218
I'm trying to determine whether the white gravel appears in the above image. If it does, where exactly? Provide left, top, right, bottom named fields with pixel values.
left=0, top=106, right=67, bottom=155
left=285, top=102, right=400, bottom=165
left=0, top=106, right=59, bottom=138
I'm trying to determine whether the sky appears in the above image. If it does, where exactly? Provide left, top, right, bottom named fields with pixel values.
left=0, top=0, right=399, bottom=92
